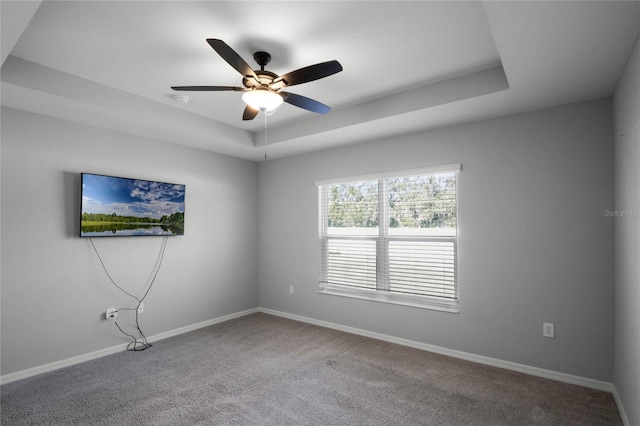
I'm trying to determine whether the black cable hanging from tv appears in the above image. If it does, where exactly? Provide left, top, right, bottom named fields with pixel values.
left=89, top=235, right=169, bottom=351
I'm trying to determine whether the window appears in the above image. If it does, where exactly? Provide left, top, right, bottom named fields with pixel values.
left=317, top=164, right=460, bottom=312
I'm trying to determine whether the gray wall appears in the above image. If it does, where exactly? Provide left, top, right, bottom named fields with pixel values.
left=1, top=95, right=623, bottom=389
left=0, top=108, right=259, bottom=376
left=258, top=99, right=614, bottom=381
left=613, top=36, right=640, bottom=426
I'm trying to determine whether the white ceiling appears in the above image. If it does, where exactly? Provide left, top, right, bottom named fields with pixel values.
left=2, top=1, right=639, bottom=161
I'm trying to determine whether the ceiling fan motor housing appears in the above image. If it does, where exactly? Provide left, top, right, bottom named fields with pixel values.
left=243, top=70, right=279, bottom=89
left=243, top=51, right=280, bottom=89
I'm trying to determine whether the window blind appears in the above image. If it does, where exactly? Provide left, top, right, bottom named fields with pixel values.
left=318, top=166, right=459, bottom=310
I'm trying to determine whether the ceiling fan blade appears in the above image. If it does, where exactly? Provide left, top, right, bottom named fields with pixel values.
left=273, top=60, right=343, bottom=88
left=171, top=86, right=247, bottom=91
left=281, top=92, right=331, bottom=114
left=207, top=39, right=258, bottom=81
left=243, top=105, right=259, bottom=121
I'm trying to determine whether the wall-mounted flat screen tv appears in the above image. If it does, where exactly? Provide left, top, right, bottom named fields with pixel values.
left=80, top=173, right=185, bottom=237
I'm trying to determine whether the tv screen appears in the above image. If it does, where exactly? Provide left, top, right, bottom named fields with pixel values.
left=80, top=173, right=185, bottom=237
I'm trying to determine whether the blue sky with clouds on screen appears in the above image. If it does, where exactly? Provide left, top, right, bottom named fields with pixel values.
left=81, top=174, right=185, bottom=219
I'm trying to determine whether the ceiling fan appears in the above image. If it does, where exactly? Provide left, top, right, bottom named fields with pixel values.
left=171, top=39, right=343, bottom=121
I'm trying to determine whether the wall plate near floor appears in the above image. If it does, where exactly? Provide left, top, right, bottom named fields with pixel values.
left=105, top=308, right=117, bottom=320
left=543, top=322, right=555, bottom=338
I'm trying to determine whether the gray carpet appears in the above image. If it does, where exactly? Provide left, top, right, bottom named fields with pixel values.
left=1, top=313, right=622, bottom=425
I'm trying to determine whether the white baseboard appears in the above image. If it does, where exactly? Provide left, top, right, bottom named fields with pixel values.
left=144, top=308, right=258, bottom=343
left=258, top=307, right=614, bottom=393
left=612, top=385, right=631, bottom=426
left=0, top=308, right=258, bottom=385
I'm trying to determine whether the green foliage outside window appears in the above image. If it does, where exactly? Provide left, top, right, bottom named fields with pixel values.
left=327, top=173, right=456, bottom=230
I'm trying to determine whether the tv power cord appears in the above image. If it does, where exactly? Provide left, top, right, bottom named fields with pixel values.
left=90, top=236, right=168, bottom=351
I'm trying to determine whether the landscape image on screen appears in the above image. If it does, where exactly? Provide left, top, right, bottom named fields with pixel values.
left=80, top=173, right=185, bottom=237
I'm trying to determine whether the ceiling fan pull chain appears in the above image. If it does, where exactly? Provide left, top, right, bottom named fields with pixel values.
left=264, top=112, right=268, bottom=146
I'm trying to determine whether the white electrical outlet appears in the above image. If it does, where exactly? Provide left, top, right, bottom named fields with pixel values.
left=289, top=285, right=294, bottom=295
left=543, top=322, right=555, bottom=338
left=105, top=308, right=117, bottom=320
left=137, top=303, right=144, bottom=313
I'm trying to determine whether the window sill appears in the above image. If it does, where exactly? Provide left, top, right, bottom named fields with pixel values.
left=318, top=285, right=459, bottom=313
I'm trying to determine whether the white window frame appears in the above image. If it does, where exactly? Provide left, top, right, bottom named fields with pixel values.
left=317, top=164, right=460, bottom=313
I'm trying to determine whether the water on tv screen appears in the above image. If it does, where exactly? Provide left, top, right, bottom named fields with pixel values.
left=80, top=173, right=185, bottom=237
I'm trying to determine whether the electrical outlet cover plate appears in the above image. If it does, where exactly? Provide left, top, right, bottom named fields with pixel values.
left=106, top=308, right=117, bottom=320
left=543, top=322, right=555, bottom=338
left=137, top=303, right=144, bottom=313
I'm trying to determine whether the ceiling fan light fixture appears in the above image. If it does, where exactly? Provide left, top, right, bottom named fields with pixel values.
left=242, top=89, right=283, bottom=112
